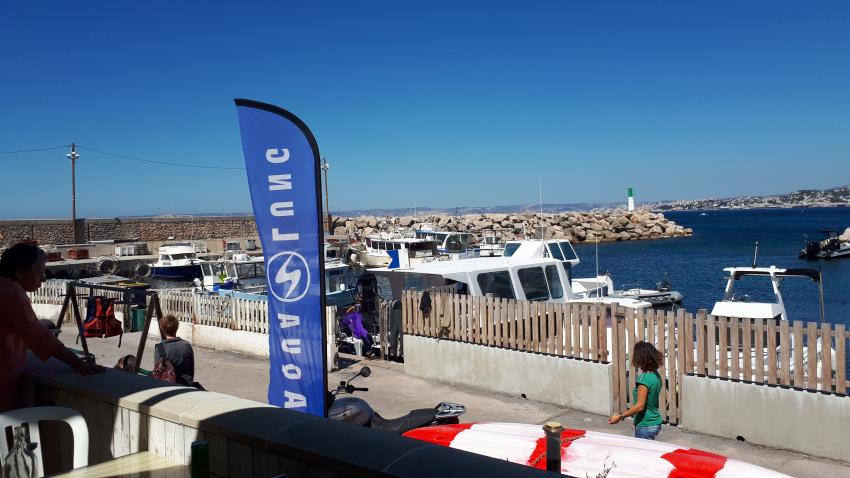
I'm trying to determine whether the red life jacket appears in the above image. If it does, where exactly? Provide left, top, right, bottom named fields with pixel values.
left=83, top=296, right=124, bottom=345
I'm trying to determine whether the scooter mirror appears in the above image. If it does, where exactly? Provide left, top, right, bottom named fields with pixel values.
left=360, top=366, right=371, bottom=378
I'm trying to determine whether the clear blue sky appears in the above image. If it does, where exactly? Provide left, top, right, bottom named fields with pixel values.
left=1, top=1, right=848, bottom=219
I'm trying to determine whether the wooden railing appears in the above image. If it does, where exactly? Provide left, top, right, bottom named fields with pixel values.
left=401, top=290, right=610, bottom=362
left=610, top=307, right=850, bottom=425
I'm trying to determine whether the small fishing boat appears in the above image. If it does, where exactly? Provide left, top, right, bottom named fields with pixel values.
left=477, top=228, right=506, bottom=257
left=414, top=226, right=478, bottom=259
left=151, top=242, right=203, bottom=280
left=404, top=422, right=790, bottom=477
left=798, top=230, right=847, bottom=259
left=356, top=230, right=444, bottom=268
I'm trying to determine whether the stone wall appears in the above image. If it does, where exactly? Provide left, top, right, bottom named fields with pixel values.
left=0, top=216, right=259, bottom=247
left=1, top=210, right=693, bottom=248
left=332, top=210, right=692, bottom=243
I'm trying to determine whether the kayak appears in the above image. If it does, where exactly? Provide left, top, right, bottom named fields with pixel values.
left=403, top=423, right=791, bottom=478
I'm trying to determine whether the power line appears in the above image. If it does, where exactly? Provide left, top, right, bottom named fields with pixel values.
left=77, top=145, right=245, bottom=170
left=0, top=145, right=69, bottom=155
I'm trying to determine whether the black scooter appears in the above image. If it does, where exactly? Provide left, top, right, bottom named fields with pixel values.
left=327, top=366, right=465, bottom=434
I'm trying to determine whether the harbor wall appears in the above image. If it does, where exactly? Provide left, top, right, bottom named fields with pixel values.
left=0, top=216, right=259, bottom=248
left=403, top=335, right=613, bottom=416
left=680, top=375, right=850, bottom=463
left=0, top=210, right=690, bottom=248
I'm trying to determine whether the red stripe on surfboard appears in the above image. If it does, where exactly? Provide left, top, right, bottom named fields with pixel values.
left=663, top=448, right=727, bottom=478
left=527, top=429, right=586, bottom=470
left=402, top=423, right=474, bottom=447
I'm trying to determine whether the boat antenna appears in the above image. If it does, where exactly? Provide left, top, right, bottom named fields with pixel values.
left=595, top=237, right=600, bottom=300
left=752, top=241, right=759, bottom=268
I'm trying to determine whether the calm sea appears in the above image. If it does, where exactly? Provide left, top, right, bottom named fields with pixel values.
left=572, top=208, right=850, bottom=327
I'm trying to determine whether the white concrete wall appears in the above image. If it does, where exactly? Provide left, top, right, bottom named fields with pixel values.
left=404, top=335, right=613, bottom=415
left=148, top=321, right=270, bottom=358
left=681, top=375, right=850, bottom=463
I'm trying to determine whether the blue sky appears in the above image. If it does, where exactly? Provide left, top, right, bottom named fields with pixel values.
left=1, top=1, right=848, bottom=218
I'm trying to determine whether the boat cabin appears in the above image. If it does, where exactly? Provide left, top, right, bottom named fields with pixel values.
left=414, top=230, right=476, bottom=258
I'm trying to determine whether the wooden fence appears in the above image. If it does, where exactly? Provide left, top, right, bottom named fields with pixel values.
left=401, top=290, right=610, bottom=362
left=610, top=307, right=850, bottom=425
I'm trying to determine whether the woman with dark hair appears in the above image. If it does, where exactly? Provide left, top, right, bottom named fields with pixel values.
left=0, top=243, right=105, bottom=412
left=608, top=341, right=663, bottom=440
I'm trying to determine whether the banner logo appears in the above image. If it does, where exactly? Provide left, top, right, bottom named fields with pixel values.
left=267, top=251, right=311, bottom=302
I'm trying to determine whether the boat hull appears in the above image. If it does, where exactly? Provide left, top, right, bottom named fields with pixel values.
left=152, top=265, right=202, bottom=280
left=404, top=422, right=791, bottom=478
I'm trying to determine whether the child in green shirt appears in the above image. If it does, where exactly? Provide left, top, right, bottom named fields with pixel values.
left=608, top=341, right=663, bottom=440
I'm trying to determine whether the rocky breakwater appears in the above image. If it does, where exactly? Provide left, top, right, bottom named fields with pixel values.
left=331, top=210, right=692, bottom=243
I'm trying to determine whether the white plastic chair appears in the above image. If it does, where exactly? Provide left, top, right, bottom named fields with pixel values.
left=0, top=406, right=89, bottom=478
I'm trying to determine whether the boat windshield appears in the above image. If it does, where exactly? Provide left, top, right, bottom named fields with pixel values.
left=445, top=234, right=469, bottom=253
left=476, top=271, right=515, bottom=300
left=326, top=268, right=347, bottom=292
left=517, top=267, right=550, bottom=301
left=170, top=253, right=195, bottom=260
left=503, top=243, right=521, bottom=257
left=545, top=265, right=563, bottom=299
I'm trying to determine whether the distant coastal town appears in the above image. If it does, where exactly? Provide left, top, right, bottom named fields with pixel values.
left=654, top=184, right=850, bottom=211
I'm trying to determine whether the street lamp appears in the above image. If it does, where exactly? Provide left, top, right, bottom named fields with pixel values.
left=321, top=158, right=331, bottom=232
left=67, top=143, right=80, bottom=243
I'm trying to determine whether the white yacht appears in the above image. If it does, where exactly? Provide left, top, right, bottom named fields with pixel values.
left=151, top=242, right=202, bottom=280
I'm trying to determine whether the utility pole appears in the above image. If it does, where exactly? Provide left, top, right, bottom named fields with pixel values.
left=321, top=158, right=331, bottom=232
left=67, top=143, right=79, bottom=243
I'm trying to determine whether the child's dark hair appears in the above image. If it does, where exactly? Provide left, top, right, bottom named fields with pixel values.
left=632, top=341, right=662, bottom=371
left=0, top=243, right=46, bottom=279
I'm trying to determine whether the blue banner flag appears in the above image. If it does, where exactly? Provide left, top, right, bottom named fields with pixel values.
left=234, top=99, right=327, bottom=416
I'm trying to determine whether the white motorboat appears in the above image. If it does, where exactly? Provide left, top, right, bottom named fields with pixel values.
left=373, top=251, right=651, bottom=309
left=356, top=230, right=445, bottom=268
left=414, top=227, right=478, bottom=260
left=477, top=228, right=506, bottom=257
left=151, top=242, right=203, bottom=280
left=710, top=265, right=832, bottom=373
left=197, top=251, right=266, bottom=293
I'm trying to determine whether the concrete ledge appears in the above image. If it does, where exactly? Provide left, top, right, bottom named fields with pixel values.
left=404, top=335, right=613, bottom=415
left=681, top=374, right=850, bottom=463
left=23, top=354, right=554, bottom=477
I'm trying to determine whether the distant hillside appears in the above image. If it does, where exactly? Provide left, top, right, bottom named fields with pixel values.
left=331, top=202, right=621, bottom=217
left=654, top=185, right=850, bottom=211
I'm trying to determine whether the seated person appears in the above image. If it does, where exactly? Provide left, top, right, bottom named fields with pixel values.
left=154, top=315, right=195, bottom=386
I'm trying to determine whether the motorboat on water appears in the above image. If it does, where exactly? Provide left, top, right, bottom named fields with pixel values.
left=404, top=422, right=791, bottom=477
left=414, top=226, right=478, bottom=260
left=609, top=274, right=684, bottom=307
left=502, top=239, right=683, bottom=307
left=372, top=248, right=652, bottom=309
left=799, top=230, right=850, bottom=260
left=151, top=242, right=203, bottom=280
left=196, top=251, right=266, bottom=293
left=355, top=230, right=445, bottom=268
left=710, top=265, right=833, bottom=373
left=477, top=228, right=506, bottom=257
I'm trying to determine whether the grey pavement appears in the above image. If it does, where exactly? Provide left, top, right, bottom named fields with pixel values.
left=65, top=327, right=848, bottom=478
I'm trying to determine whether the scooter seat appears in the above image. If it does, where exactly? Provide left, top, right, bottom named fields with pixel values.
left=371, top=408, right=436, bottom=434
